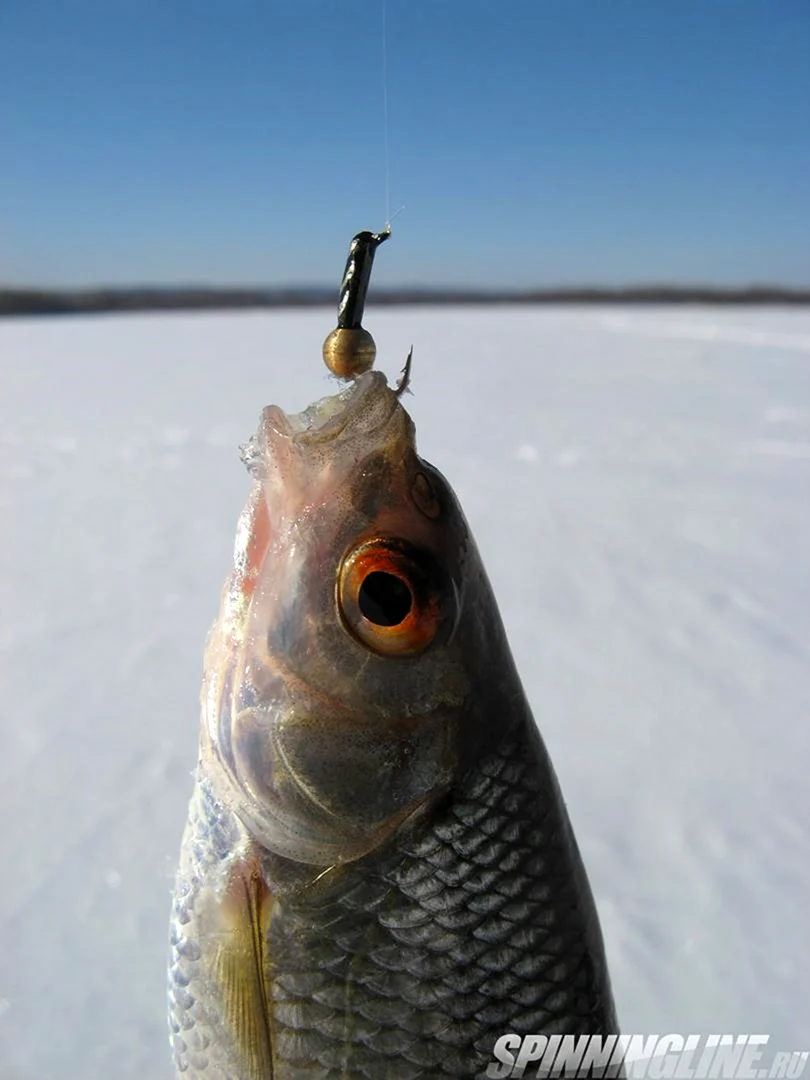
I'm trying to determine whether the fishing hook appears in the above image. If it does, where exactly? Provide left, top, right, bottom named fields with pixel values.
left=395, top=346, right=413, bottom=397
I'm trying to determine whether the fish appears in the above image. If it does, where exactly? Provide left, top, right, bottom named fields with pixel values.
left=168, top=232, right=619, bottom=1079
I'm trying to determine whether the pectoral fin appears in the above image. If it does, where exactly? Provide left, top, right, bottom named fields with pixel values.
left=211, top=855, right=274, bottom=1080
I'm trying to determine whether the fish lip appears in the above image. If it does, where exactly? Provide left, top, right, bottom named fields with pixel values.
left=263, top=370, right=399, bottom=447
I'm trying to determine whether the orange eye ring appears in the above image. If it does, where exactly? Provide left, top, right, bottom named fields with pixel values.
left=337, top=539, right=443, bottom=657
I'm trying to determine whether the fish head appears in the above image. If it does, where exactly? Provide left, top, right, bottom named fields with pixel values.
left=202, top=370, right=515, bottom=868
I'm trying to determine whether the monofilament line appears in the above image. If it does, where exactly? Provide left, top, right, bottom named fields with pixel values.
left=381, top=0, right=391, bottom=228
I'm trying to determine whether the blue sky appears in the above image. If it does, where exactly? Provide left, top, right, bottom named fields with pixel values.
left=1, top=1, right=808, bottom=288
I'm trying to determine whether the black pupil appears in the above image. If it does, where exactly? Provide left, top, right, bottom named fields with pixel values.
left=358, top=572, right=413, bottom=627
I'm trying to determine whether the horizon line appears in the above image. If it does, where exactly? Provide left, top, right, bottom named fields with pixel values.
left=2, top=282, right=810, bottom=318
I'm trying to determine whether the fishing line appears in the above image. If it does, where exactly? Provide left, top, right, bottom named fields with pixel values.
left=381, top=0, right=391, bottom=227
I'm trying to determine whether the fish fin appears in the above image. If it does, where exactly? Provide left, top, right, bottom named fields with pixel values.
left=212, top=854, right=274, bottom=1080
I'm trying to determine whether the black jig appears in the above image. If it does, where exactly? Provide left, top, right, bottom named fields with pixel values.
left=322, top=227, right=390, bottom=379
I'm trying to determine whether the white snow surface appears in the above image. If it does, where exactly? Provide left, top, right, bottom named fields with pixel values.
left=1, top=306, right=809, bottom=1078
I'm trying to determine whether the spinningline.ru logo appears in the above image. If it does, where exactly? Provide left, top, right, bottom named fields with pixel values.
left=486, top=1035, right=810, bottom=1079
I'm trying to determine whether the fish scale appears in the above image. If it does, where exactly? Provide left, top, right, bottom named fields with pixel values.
left=169, top=712, right=617, bottom=1078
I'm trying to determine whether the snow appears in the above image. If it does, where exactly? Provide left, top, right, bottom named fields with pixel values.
left=1, top=306, right=809, bottom=1078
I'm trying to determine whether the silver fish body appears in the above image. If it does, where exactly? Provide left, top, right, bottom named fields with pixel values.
left=169, top=371, right=618, bottom=1079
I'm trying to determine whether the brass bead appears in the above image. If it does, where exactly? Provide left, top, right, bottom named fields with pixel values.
left=322, top=327, right=377, bottom=379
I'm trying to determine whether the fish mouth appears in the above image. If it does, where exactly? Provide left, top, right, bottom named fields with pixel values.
left=239, top=370, right=406, bottom=483
left=263, top=370, right=400, bottom=447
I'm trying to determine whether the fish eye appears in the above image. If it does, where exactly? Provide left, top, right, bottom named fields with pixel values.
left=337, top=539, right=442, bottom=656
left=358, top=571, right=413, bottom=626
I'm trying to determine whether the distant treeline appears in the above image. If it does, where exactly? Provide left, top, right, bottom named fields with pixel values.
left=1, top=285, right=809, bottom=317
